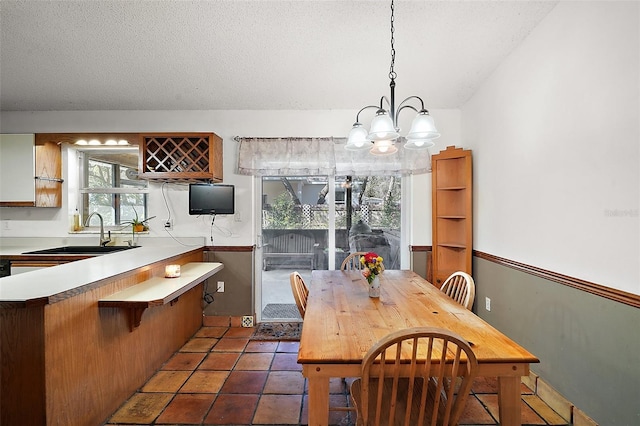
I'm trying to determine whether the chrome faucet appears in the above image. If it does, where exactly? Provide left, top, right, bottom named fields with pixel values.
left=84, top=212, right=111, bottom=246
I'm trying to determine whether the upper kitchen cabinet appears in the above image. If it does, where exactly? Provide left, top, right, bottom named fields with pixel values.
left=0, top=134, right=62, bottom=207
left=138, top=133, right=223, bottom=182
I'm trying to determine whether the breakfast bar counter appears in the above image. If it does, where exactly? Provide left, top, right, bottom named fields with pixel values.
left=0, top=242, right=221, bottom=426
left=0, top=244, right=205, bottom=305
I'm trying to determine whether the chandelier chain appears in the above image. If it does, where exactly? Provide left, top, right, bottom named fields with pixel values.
left=346, top=0, right=439, bottom=154
left=389, top=0, right=396, bottom=81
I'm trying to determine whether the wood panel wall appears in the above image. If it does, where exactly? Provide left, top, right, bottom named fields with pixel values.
left=0, top=304, right=46, bottom=425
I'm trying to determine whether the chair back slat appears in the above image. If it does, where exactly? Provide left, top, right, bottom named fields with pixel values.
left=341, top=251, right=368, bottom=271
left=440, top=271, right=476, bottom=311
left=351, top=327, right=478, bottom=426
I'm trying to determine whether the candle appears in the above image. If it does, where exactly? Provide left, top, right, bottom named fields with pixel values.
left=165, top=264, right=181, bottom=278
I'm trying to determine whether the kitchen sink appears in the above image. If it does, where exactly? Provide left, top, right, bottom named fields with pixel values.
left=22, top=245, right=140, bottom=255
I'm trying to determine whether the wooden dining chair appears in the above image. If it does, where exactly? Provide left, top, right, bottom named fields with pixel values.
left=289, top=271, right=309, bottom=319
left=350, top=327, right=478, bottom=426
left=440, top=271, right=476, bottom=311
left=341, top=251, right=367, bottom=271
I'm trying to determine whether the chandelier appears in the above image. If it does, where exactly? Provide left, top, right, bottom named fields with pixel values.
left=346, top=0, right=440, bottom=156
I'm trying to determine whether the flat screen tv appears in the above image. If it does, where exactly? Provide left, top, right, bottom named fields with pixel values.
left=189, top=183, right=235, bottom=215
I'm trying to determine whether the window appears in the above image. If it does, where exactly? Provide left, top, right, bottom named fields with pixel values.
left=79, top=147, right=148, bottom=227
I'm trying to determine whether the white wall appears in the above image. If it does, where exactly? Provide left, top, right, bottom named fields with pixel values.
left=462, top=1, right=639, bottom=294
left=0, top=109, right=461, bottom=248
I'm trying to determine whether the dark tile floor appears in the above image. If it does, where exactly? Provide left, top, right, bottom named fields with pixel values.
left=105, top=326, right=569, bottom=425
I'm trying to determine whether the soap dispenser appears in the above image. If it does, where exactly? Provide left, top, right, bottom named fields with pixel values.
left=72, top=208, right=81, bottom=231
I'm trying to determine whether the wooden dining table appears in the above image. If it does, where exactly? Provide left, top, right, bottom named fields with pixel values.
left=298, top=270, right=539, bottom=426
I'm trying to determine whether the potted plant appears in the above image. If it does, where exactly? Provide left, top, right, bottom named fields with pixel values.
left=123, top=210, right=155, bottom=233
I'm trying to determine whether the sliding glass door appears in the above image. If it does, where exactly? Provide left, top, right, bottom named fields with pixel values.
left=257, top=174, right=401, bottom=322
left=334, top=175, right=401, bottom=270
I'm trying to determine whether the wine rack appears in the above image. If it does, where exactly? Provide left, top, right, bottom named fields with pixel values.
left=138, top=133, right=223, bottom=182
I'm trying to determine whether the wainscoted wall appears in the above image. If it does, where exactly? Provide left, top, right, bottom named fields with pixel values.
left=473, top=255, right=640, bottom=425
left=203, top=247, right=254, bottom=317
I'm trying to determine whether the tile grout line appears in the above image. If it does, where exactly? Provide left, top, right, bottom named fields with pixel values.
left=470, top=391, right=499, bottom=425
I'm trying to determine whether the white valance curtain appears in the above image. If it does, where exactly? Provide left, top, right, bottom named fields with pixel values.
left=236, top=137, right=432, bottom=176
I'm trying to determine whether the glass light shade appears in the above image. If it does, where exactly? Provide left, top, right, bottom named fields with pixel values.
left=88, top=139, right=101, bottom=145
left=118, top=139, right=129, bottom=145
left=105, top=139, right=118, bottom=145
left=406, top=111, right=441, bottom=140
left=367, top=111, right=399, bottom=141
left=370, top=139, right=398, bottom=156
left=75, top=139, right=88, bottom=145
left=404, top=138, right=435, bottom=150
left=345, top=123, right=372, bottom=151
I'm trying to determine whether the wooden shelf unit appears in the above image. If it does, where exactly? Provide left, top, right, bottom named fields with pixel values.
left=138, top=132, right=223, bottom=182
left=431, top=146, right=472, bottom=287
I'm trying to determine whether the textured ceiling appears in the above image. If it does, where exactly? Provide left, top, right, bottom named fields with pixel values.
left=0, top=0, right=557, bottom=112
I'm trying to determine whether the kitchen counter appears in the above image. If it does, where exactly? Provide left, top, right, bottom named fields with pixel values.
left=0, top=243, right=203, bottom=305
left=0, top=238, right=216, bottom=426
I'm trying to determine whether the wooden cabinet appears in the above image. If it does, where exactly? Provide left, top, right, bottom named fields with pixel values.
left=0, top=134, right=35, bottom=206
left=431, top=146, right=472, bottom=287
left=138, top=133, right=223, bottom=182
left=0, top=134, right=62, bottom=207
left=34, top=136, right=63, bottom=207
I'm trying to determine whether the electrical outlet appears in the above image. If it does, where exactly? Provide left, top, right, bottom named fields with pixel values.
left=217, top=281, right=225, bottom=293
left=164, top=219, right=173, bottom=230
left=485, top=297, right=491, bottom=311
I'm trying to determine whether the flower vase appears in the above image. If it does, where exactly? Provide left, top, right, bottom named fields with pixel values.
left=368, top=275, right=380, bottom=298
